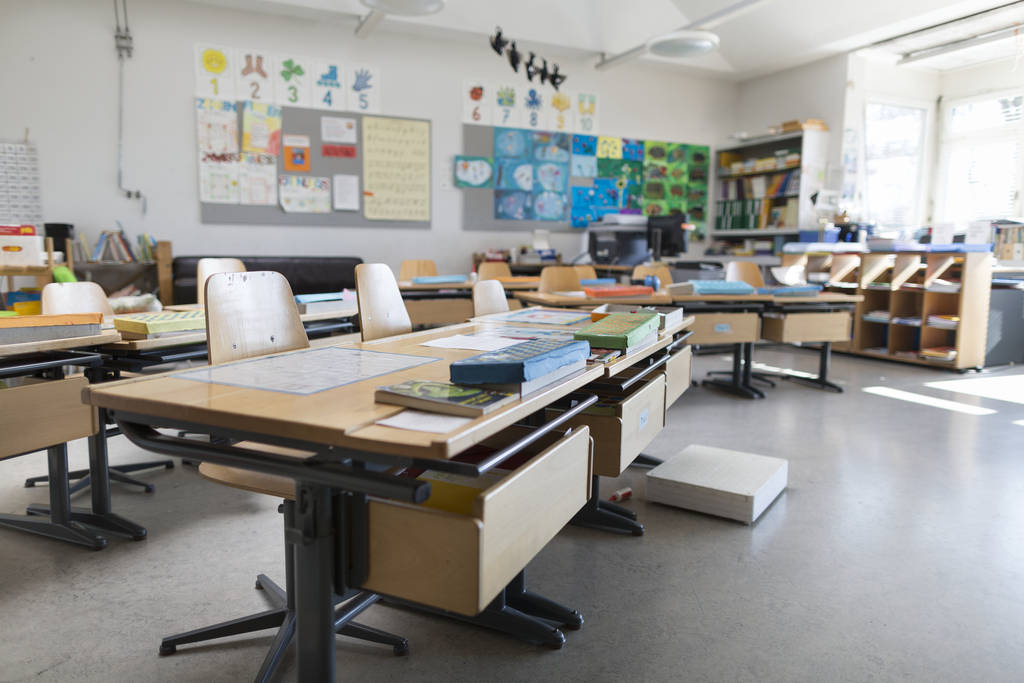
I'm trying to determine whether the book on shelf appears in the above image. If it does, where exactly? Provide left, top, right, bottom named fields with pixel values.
left=0, top=312, right=103, bottom=345
left=920, top=347, right=957, bottom=362
left=891, top=316, right=922, bottom=326
left=927, top=279, right=961, bottom=293
left=926, top=315, right=959, bottom=329
left=449, top=337, right=591, bottom=395
left=375, top=380, right=516, bottom=417
left=590, top=304, right=683, bottom=330
left=112, top=310, right=205, bottom=335
left=574, top=311, right=660, bottom=351
left=862, top=310, right=890, bottom=323
left=582, top=285, right=655, bottom=298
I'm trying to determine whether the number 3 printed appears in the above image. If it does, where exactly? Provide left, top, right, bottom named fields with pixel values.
left=288, top=86, right=298, bottom=103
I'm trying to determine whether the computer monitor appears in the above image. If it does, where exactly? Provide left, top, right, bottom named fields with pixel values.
left=588, top=230, right=649, bottom=266
left=647, top=214, right=689, bottom=258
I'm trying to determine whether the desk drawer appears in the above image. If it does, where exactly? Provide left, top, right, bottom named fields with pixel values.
left=688, top=312, right=760, bottom=345
left=546, top=376, right=665, bottom=478
left=0, top=377, right=97, bottom=459
left=661, top=345, right=692, bottom=408
left=761, top=311, right=851, bottom=343
left=362, top=425, right=591, bottom=616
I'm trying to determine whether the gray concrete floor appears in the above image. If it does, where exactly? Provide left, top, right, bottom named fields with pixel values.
left=2, top=347, right=1023, bottom=682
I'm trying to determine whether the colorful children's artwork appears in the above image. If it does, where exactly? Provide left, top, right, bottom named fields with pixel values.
left=666, top=143, right=688, bottom=165
left=242, top=101, right=282, bottom=155
left=346, top=64, right=381, bottom=113
left=572, top=135, right=597, bottom=156
left=688, top=165, right=708, bottom=182
left=282, top=134, right=311, bottom=172
left=549, top=91, right=574, bottom=133
left=198, top=152, right=239, bottom=204
left=597, top=158, right=642, bottom=184
left=463, top=78, right=491, bottom=125
left=575, top=93, right=598, bottom=134
left=279, top=175, right=331, bottom=213
left=644, top=180, right=666, bottom=200
left=666, top=163, right=688, bottom=183
left=493, top=84, right=520, bottom=128
left=571, top=206, right=595, bottom=228
left=236, top=49, right=274, bottom=103
left=312, top=61, right=345, bottom=111
left=454, top=156, right=494, bottom=188
left=196, top=45, right=235, bottom=99
left=572, top=155, right=597, bottom=178
left=239, top=152, right=278, bottom=205
left=689, top=145, right=710, bottom=166
left=644, top=163, right=668, bottom=182
left=494, top=127, right=530, bottom=158
left=533, top=191, right=567, bottom=221
left=572, top=186, right=596, bottom=209
left=495, top=190, right=531, bottom=220
left=597, top=136, right=622, bottom=159
left=522, top=88, right=546, bottom=129
left=196, top=98, right=238, bottom=155
left=275, top=55, right=311, bottom=108
left=532, top=132, right=570, bottom=163
left=495, top=159, right=534, bottom=191
left=534, top=162, right=568, bottom=193
left=644, top=140, right=669, bottom=163
left=643, top=199, right=669, bottom=217
left=622, top=139, right=644, bottom=161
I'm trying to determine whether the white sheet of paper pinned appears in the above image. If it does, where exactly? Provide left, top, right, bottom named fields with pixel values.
left=321, top=116, right=357, bottom=143
left=420, top=335, right=525, bottom=351
left=333, top=174, right=360, bottom=211
left=376, top=410, right=472, bottom=434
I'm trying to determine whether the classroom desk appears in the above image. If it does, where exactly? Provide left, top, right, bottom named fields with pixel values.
left=513, top=291, right=675, bottom=307
left=0, top=333, right=148, bottom=549
left=394, top=281, right=477, bottom=326
left=84, top=325, right=619, bottom=680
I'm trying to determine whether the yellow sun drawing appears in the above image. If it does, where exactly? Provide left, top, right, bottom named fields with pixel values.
left=202, top=49, right=227, bottom=74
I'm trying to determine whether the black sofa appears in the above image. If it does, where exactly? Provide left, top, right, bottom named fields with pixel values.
left=172, top=256, right=363, bottom=304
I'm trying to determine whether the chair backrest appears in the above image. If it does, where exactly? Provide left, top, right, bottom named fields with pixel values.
left=41, top=282, right=113, bottom=316
left=204, top=271, right=309, bottom=364
left=472, top=280, right=509, bottom=317
left=399, top=259, right=438, bottom=281
left=355, top=263, right=412, bottom=342
left=477, top=261, right=512, bottom=281
left=538, top=266, right=582, bottom=293
left=573, top=265, right=598, bottom=280
left=632, top=264, right=674, bottom=286
left=725, top=261, right=766, bottom=288
left=197, top=258, right=247, bottom=305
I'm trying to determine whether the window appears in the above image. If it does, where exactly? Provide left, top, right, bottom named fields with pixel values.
left=938, top=90, right=1023, bottom=223
left=864, top=101, right=927, bottom=229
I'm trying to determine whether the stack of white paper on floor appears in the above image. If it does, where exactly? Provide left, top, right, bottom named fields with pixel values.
left=646, top=445, right=788, bottom=524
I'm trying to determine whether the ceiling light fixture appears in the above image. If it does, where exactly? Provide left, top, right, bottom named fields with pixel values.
left=358, top=0, right=445, bottom=16
left=646, top=29, right=720, bottom=59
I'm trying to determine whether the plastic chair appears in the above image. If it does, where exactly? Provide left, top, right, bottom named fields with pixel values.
left=725, top=261, right=766, bottom=288
left=355, top=264, right=412, bottom=341
left=477, top=261, right=512, bottom=281
left=196, top=258, right=246, bottom=305
left=473, top=280, right=510, bottom=317
left=573, top=265, right=598, bottom=280
left=539, top=266, right=582, bottom=293
left=398, top=259, right=438, bottom=281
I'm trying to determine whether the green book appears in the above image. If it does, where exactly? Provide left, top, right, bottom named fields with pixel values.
left=375, top=380, right=517, bottom=417
left=113, top=310, right=205, bottom=335
left=573, top=311, right=660, bottom=350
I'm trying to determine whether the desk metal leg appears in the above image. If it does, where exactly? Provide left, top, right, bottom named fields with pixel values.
left=293, top=483, right=337, bottom=683
left=26, top=408, right=147, bottom=541
left=571, top=475, right=644, bottom=535
left=789, top=341, right=844, bottom=393
left=702, top=343, right=764, bottom=399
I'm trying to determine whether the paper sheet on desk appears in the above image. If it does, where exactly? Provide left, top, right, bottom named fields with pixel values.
left=420, top=335, right=525, bottom=351
left=376, top=410, right=472, bottom=434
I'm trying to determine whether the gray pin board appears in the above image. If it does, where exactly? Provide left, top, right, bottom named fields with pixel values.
left=200, top=108, right=431, bottom=228
left=461, top=124, right=582, bottom=233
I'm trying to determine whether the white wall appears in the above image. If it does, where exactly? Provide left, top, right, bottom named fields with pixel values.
left=0, top=0, right=739, bottom=276
left=939, top=57, right=1024, bottom=100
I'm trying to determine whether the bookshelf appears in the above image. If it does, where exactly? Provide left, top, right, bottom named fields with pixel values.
left=711, top=130, right=829, bottom=258
left=0, top=237, right=64, bottom=292
left=783, top=250, right=992, bottom=369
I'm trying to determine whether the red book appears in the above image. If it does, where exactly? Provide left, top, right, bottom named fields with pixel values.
left=583, top=285, right=655, bottom=298
left=0, top=225, right=36, bottom=236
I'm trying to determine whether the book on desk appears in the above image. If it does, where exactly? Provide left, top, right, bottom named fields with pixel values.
left=113, top=310, right=205, bottom=339
left=573, top=311, right=660, bottom=351
left=375, top=380, right=516, bottom=417
left=449, top=337, right=590, bottom=397
left=0, top=312, right=103, bottom=345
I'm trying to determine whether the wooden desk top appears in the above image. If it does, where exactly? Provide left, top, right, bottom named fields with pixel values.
left=669, top=292, right=863, bottom=304
left=513, top=291, right=674, bottom=307
left=0, top=332, right=122, bottom=357
left=84, top=322, right=606, bottom=461
left=398, top=280, right=472, bottom=292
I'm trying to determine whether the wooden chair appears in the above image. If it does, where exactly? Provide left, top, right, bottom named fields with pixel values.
left=355, top=263, right=412, bottom=341
left=159, top=270, right=407, bottom=678
left=725, top=261, right=766, bottom=288
left=573, top=265, right=598, bottom=281
left=477, top=261, right=512, bottom=281
left=26, top=282, right=174, bottom=495
left=538, top=266, right=582, bottom=293
left=632, top=264, right=674, bottom=286
left=196, top=257, right=246, bottom=305
left=398, top=259, right=437, bottom=281
left=473, top=280, right=510, bottom=317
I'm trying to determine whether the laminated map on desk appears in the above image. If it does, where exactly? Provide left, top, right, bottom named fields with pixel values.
left=471, top=327, right=576, bottom=342
left=484, top=309, right=592, bottom=326
left=178, top=347, right=440, bottom=395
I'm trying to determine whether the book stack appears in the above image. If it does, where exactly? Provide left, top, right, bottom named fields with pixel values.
left=0, top=312, right=103, bottom=345
left=894, top=350, right=920, bottom=360
left=112, top=310, right=206, bottom=340
left=590, top=304, right=683, bottom=331
left=573, top=310, right=660, bottom=353
left=862, top=310, right=890, bottom=323
left=581, top=284, right=655, bottom=298
left=926, top=315, right=959, bottom=329
left=449, top=337, right=591, bottom=396
left=891, top=315, right=921, bottom=326
left=927, top=279, right=961, bottom=293
left=921, top=347, right=957, bottom=363
left=375, top=380, right=516, bottom=417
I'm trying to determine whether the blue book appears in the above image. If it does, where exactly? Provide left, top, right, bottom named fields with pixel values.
left=757, top=285, right=823, bottom=296
left=690, top=280, right=757, bottom=295
left=411, top=275, right=469, bottom=284
left=450, top=338, right=591, bottom=385
left=294, top=291, right=351, bottom=304
left=579, top=278, right=617, bottom=286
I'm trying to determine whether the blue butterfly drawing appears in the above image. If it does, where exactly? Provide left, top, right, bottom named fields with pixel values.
left=352, top=68, right=373, bottom=92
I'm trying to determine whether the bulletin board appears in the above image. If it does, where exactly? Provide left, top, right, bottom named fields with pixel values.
left=200, top=107, right=431, bottom=229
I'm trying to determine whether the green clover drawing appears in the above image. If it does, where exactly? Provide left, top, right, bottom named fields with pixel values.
left=280, top=59, right=305, bottom=81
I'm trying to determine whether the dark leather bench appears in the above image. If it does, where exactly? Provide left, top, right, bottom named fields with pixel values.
left=172, top=256, right=363, bottom=304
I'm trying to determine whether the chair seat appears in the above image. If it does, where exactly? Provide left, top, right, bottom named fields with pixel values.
left=198, top=442, right=315, bottom=500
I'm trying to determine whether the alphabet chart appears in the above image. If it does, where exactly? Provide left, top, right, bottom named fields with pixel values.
left=0, top=140, right=42, bottom=227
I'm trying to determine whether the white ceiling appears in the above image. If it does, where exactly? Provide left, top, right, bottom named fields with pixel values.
left=187, top=0, right=1021, bottom=80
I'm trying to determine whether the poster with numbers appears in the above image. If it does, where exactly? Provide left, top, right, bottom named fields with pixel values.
left=575, top=93, right=598, bottom=134
left=462, top=78, right=491, bottom=125
left=312, top=60, right=345, bottom=111
left=346, top=64, right=381, bottom=113
left=548, top=91, right=574, bottom=133
left=0, top=141, right=42, bottom=227
left=493, top=83, right=520, bottom=129
left=275, top=55, right=311, bottom=108
left=236, top=49, right=274, bottom=103
left=195, top=45, right=235, bottom=100
left=522, top=86, right=546, bottom=130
